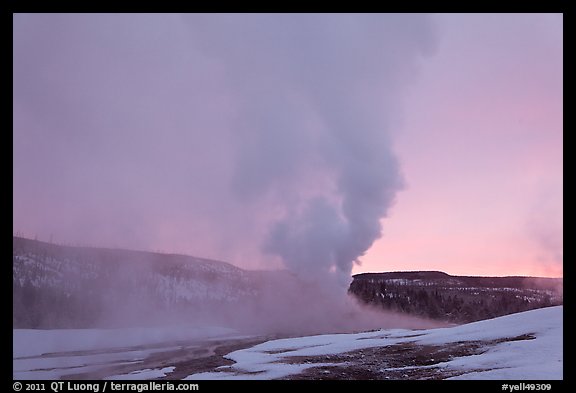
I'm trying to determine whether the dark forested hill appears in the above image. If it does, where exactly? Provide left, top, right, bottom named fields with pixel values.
left=349, top=271, right=562, bottom=323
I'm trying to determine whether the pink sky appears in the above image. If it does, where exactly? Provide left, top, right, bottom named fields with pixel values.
left=13, top=14, right=562, bottom=278
left=356, top=14, right=562, bottom=277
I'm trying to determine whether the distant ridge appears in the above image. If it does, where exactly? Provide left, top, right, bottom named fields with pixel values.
left=350, top=271, right=562, bottom=323
left=353, top=271, right=562, bottom=290
left=356, top=271, right=451, bottom=280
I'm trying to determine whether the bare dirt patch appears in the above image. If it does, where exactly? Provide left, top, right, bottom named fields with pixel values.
left=281, top=334, right=536, bottom=380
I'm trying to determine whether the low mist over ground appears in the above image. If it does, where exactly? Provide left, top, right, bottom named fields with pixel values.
left=13, top=237, right=442, bottom=335
left=14, top=237, right=561, bottom=333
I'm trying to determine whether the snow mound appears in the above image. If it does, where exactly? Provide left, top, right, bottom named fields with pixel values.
left=185, top=306, right=562, bottom=380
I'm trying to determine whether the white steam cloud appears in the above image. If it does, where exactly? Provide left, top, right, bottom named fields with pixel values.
left=184, top=14, right=435, bottom=285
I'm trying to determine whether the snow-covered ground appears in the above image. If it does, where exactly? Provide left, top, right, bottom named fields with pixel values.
left=13, top=326, right=235, bottom=358
left=13, top=326, right=238, bottom=380
left=186, top=306, right=563, bottom=380
left=14, top=307, right=562, bottom=380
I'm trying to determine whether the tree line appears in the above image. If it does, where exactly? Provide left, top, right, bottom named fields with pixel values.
left=349, top=278, right=559, bottom=323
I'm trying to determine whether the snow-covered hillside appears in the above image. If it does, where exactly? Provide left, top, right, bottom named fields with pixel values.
left=186, top=306, right=563, bottom=380
left=13, top=237, right=257, bottom=304
left=13, top=237, right=263, bottom=328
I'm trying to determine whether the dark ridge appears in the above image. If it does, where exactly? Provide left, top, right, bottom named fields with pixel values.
left=350, top=271, right=562, bottom=323
left=352, top=271, right=562, bottom=290
left=354, top=271, right=451, bottom=280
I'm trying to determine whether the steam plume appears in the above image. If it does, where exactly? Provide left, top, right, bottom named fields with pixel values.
left=185, top=14, right=435, bottom=284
